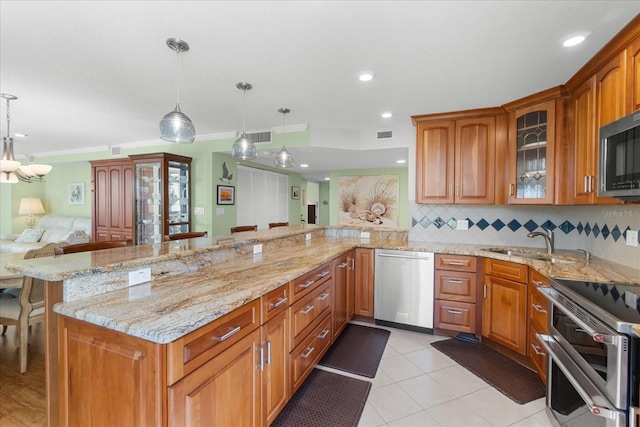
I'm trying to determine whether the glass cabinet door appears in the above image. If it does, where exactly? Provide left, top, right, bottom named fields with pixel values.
left=515, top=110, right=548, bottom=199
left=135, top=161, right=163, bottom=244
left=167, top=161, right=190, bottom=235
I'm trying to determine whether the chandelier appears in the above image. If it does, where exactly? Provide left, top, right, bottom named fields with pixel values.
left=1, top=93, right=53, bottom=183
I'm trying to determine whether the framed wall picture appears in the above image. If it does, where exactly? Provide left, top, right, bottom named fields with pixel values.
left=68, top=183, right=85, bottom=205
left=291, top=186, right=300, bottom=200
left=217, top=185, right=235, bottom=205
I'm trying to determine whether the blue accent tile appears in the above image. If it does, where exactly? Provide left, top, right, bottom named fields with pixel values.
left=611, top=225, right=621, bottom=242
left=592, top=223, right=600, bottom=238
left=412, top=217, right=418, bottom=227
left=476, top=219, right=489, bottom=230
left=465, top=218, right=475, bottom=228
left=577, top=221, right=584, bottom=234
left=523, top=220, right=538, bottom=232
left=585, top=223, right=591, bottom=236
left=541, top=220, right=556, bottom=231
left=447, top=218, right=457, bottom=229
left=601, top=224, right=610, bottom=240
left=433, top=217, right=445, bottom=229
left=623, top=226, right=631, bottom=240
left=492, top=219, right=505, bottom=231
left=419, top=217, right=431, bottom=228
left=610, top=286, right=620, bottom=301
left=507, top=219, right=521, bottom=232
left=558, top=221, right=575, bottom=234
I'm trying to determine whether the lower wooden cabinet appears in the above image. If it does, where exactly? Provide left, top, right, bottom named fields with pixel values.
left=528, top=269, right=549, bottom=383
left=290, top=314, right=332, bottom=393
left=434, top=254, right=479, bottom=334
left=332, top=251, right=354, bottom=341
left=434, top=300, right=476, bottom=334
left=261, top=310, right=289, bottom=426
left=169, top=329, right=261, bottom=427
left=354, top=248, right=374, bottom=317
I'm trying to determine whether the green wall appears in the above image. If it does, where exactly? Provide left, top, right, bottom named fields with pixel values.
left=328, top=167, right=409, bottom=229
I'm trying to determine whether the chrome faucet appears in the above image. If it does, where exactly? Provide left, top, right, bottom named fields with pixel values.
left=527, top=226, right=554, bottom=254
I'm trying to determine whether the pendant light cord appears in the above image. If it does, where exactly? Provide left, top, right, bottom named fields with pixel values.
left=175, top=48, right=180, bottom=107
left=5, top=97, right=11, bottom=138
left=242, top=88, right=247, bottom=133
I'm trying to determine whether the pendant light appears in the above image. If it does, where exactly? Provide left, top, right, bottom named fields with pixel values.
left=274, top=108, right=294, bottom=168
left=231, top=82, right=257, bottom=160
left=159, top=38, right=196, bottom=144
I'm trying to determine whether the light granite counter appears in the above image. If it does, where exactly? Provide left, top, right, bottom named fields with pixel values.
left=5, top=225, right=640, bottom=342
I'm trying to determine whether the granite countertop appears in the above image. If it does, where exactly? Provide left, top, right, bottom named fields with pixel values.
left=5, top=225, right=640, bottom=343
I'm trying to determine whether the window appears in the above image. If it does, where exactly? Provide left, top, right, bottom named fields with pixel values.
left=236, top=165, right=289, bottom=229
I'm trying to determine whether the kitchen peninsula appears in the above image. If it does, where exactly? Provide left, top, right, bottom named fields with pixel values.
left=5, top=225, right=640, bottom=427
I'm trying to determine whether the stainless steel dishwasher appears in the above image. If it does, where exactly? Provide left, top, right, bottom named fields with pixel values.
left=374, top=249, right=435, bottom=332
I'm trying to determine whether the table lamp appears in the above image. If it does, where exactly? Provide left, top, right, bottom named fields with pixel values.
left=19, top=197, right=45, bottom=228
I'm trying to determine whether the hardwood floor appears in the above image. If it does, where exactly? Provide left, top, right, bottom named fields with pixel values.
left=0, top=323, right=46, bottom=427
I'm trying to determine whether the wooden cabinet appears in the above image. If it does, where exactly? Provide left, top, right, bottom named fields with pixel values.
left=261, top=310, right=289, bottom=426
left=528, top=269, right=549, bottom=384
left=628, top=36, right=640, bottom=113
left=503, top=88, right=568, bottom=204
left=129, top=152, right=192, bottom=244
left=331, top=250, right=354, bottom=341
left=434, top=254, right=479, bottom=334
left=90, top=159, right=134, bottom=241
left=354, top=248, right=374, bottom=318
left=482, top=259, right=528, bottom=355
left=412, top=108, right=507, bottom=204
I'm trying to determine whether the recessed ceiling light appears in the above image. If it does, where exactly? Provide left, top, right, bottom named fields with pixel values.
left=562, top=34, right=588, bottom=47
left=324, top=177, right=330, bottom=181
left=12, top=133, right=27, bottom=138
left=359, top=72, right=374, bottom=82
left=381, top=112, right=393, bottom=118
left=300, top=164, right=309, bottom=168
left=396, top=159, right=406, bottom=164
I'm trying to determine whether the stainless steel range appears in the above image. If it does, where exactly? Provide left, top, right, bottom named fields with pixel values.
left=537, top=278, right=640, bottom=427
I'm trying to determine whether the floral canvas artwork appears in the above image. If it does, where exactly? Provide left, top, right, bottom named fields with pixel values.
left=339, top=175, right=399, bottom=228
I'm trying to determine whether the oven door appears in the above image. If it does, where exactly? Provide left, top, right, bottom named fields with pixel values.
left=538, top=334, right=627, bottom=427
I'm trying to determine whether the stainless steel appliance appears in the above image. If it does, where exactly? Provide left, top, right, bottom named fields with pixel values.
left=537, top=278, right=640, bottom=427
left=599, top=110, right=640, bottom=201
left=374, top=249, right=434, bottom=332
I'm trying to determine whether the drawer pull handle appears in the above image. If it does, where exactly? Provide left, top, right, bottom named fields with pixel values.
left=532, top=304, right=547, bottom=313
left=318, top=270, right=330, bottom=278
left=446, top=261, right=464, bottom=266
left=447, top=279, right=463, bottom=284
left=531, top=344, right=545, bottom=356
left=532, top=279, right=544, bottom=287
left=300, top=279, right=315, bottom=289
left=318, top=329, right=330, bottom=339
left=447, top=310, right=463, bottom=315
left=318, top=293, right=330, bottom=301
left=216, top=326, right=241, bottom=342
left=301, top=347, right=315, bottom=359
left=266, top=341, right=272, bottom=365
left=338, top=262, right=348, bottom=268
left=259, top=346, right=264, bottom=371
left=271, top=297, right=288, bottom=308
left=301, top=305, right=315, bottom=314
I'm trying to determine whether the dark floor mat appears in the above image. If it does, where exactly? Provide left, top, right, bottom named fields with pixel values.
left=271, top=369, right=371, bottom=427
left=431, top=337, right=546, bottom=404
left=318, top=323, right=390, bottom=378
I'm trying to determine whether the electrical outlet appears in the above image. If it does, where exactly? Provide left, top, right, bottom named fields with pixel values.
left=194, top=207, right=205, bottom=216
left=253, top=244, right=262, bottom=254
left=216, top=208, right=225, bottom=216
left=128, top=268, right=151, bottom=286
left=305, top=233, right=311, bottom=241
left=360, top=231, right=370, bottom=239
left=457, top=220, right=469, bottom=230
left=624, top=291, right=638, bottom=309
left=626, top=230, right=639, bottom=247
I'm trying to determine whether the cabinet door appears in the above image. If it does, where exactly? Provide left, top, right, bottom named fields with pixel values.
left=347, top=250, right=355, bottom=320
left=261, top=311, right=289, bottom=426
left=169, top=329, right=261, bottom=427
left=354, top=248, right=375, bottom=318
left=332, top=253, right=350, bottom=341
left=572, top=77, right=597, bottom=204
left=123, top=163, right=135, bottom=235
left=455, top=117, right=496, bottom=204
left=93, top=165, right=111, bottom=231
left=482, top=275, right=527, bottom=355
left=597, top=52, right=627, bottom=128
left=415, top=120, right=455, bottom=203
left=629, top=36, right=640, bottom=113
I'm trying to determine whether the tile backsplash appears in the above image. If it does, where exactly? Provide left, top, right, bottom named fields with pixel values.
left=408, top=202, right=640, bottom=270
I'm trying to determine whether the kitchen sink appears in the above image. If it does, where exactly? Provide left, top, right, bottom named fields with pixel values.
left=484, top=248, right=576, bottom=264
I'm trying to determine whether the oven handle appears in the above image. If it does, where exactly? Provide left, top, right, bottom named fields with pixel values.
left=535, top=285, right=614, bottom=344
left=537, top=333, right=621, bottom=422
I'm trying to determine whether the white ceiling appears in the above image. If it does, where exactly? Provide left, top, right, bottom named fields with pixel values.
left=1, top=1, right=639, bottom=181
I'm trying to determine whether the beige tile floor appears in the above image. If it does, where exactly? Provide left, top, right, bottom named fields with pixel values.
left=316, top=321, right=557, bottom=427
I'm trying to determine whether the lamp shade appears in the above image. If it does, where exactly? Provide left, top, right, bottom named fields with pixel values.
left=159, top=106, right=196, bottom=143
left=231, top=133, right=257, bottom=159
left=19, top=197, right=45, bottom=215
left=0, top=172, right=19, bottom=183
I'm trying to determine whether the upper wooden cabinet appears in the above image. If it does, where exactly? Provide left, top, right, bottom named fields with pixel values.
left=412, top=108, right=507, bottom=204
left=628, top=36, right=640, bottom=113
left=90, top=159, right=134, bottom=242
left=502, top=88, right=568, bottom=205
left=597, top=51, right=628, bottom=127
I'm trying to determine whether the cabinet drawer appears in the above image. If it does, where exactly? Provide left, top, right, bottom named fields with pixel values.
left=167, top=299, right=260, bottom=385
left=434, top=300, right=476, bottom=334
left=435, top=271, right=477, bottom=303
left=290, top=314, right=331, bottom=393
left=529, top=269, right=548, bottom=288
left=435, top=254, right=477, bottom=272
left=290, top=283, right=332, bottom=350
left=261, top=283, right=290, bottom=324
left=485, top=258, right=528, bottom=283
left=529, top=284, right=549, bottom=332
left=529, top=322, right=547, bottom=384
left=291, top=262, right=331, bottom=302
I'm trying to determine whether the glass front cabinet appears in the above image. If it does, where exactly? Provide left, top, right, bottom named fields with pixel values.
left=129, top=153, right=192, bottom=244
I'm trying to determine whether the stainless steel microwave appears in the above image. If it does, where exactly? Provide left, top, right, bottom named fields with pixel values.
left=599, top=111, right=640, bottom=201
